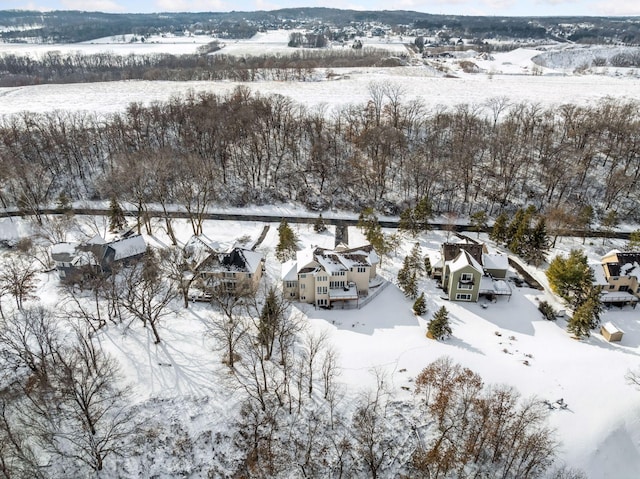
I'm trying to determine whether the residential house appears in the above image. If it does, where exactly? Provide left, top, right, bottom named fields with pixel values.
left=435, top=238, right=511, bottom=302
left=51, top=233, right=147, bottom=280
left=184, top=235, right=264, bottom=296
left=599, top=250, right=640, bottom=306
left=282, top=244, right=379, bottom=308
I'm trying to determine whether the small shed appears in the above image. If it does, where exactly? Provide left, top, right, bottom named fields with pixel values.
left=601, top=322, right=624, bottom=342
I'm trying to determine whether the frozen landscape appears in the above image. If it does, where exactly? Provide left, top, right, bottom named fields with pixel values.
left=1, top=27, right=640, bottom=478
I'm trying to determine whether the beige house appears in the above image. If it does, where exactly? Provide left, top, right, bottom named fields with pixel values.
left=600, top=250, right=640, bottom=306
left=184, top=235, right=264, bottom=297
left=282, top=244, right=379, bottom=308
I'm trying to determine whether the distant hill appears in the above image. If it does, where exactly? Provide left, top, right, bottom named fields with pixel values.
left=0, top=8, right=639, bottom=44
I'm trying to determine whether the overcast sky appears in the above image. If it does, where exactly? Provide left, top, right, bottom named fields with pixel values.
left=5, top=0, right=640, bottom=17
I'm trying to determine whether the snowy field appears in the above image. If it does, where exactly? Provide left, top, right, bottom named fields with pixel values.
left=2, top=31, right=640, bottom=118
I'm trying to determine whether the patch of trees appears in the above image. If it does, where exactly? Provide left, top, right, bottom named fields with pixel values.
left=0, top=48, right=397, bottom=87
left=490, top=206, right=549, bottom=266
left=546, top=249, right=603, bottom=338
left=2, top=91, right=640, bottom=226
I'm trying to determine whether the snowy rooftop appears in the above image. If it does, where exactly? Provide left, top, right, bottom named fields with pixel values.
left=109, top=235, right=147, bottom=260
left=449, top=250, right=483, bottom=275
left=602, top=321, right=623, bottom=334
left=482, top=252, right=509, bottom=271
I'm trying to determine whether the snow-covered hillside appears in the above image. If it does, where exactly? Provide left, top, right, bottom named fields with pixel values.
left=3, top=212, right=637, bottom=477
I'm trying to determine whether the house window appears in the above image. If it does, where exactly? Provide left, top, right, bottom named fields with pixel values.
left=300, top=283, right=306, bottom=290
left=610, top=285, right=615, bottom=289
left=290, top=292, right=297, bottom=298
left=301, top=296, right=306, bottom=301
left=357, top=266, right=367, bottom=273
left=458, top=283, right=473, bottom=290
left=455, top=293, right=472, bottom=301
left=317, top=275, right=327, bottom=282
left=619, top=285, right=629, bottom=292
left=300, top=274, right=306, bottom=279
left=224, top=272, right=235, bottom=278
left=318, top=299, right=328, bottom=306
left=460, top=273, right=473, bottom=282
left=317, top=286, right=327, bottom=294
left=285, top=281, right=297, bottom=288
left=330, top=281, right=345, bottom=289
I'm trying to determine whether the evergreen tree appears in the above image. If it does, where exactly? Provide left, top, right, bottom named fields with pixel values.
left=408, top=243, right=424, bottom=276
left=424, top=255, right=432, bottom=277
left=399, top=196, right=432, bottom=236
left=567, top=305, right=593, bottom=339
left=413, top=292, right=427, bottom=316
left=627, top=230, right=640, bottom=251
left=313, top=213, right=327, bottom=233
left=108, top=197, right=126, bottom=232
left=523, top=217, right=549, bottom=266
left=276, top=219, right=298, bottom=262
left=490, top=212, right=509, bottom=244
left=470, top=211, right=488, bottom=238
left=567, top=289, right=602, bottom=339
left=507, top=208, right=526, bottom=244
left=405, top=271, right=418, bottom=299
left=358, top=207, right=386, bottom=256
left=397, top=256, right=411, bottom=291
left=546, top=249, right=594, bottom=308
left=427, top=306, right=452, bottom=340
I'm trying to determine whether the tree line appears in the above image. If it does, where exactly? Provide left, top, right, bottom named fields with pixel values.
left=0, top=48, right=396, bottom=87
left=1, top=87, right=640, bottom=228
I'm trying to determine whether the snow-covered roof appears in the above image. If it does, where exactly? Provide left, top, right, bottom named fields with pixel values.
left=109, top=235, right=147, bottom=260
left=240, top=250, right=263, bottom=274
left=602, top=321, right=623, bottom=334
left=316, top=253, right=347, bottom=274
left=87, top=234, right=107, bottom=245
left=449, top=250, right=483, bottom=275
left=590, top=263, right=609, bottom=287
left=600, top=291, right=639, bottom=302
left=282, top=260, right=298, bottom=282
left=296, top=248, right=317, bottom=273
left=482, top=253, right=509, bottom=271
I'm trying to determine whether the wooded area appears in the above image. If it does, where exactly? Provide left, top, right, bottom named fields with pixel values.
left=1, top=86, right=638, bottom=224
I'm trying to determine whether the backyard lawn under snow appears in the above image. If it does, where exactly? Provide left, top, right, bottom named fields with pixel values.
left=11, top=212, right=640, bottom=478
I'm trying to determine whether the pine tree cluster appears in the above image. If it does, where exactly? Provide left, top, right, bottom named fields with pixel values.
left=490, top=206, right=549, bottom=266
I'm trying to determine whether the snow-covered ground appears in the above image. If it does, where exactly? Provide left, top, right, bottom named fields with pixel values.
left=2, top=32, right=640, bottom=118
left=2, top=30, right=640, bottom=476
left=16, top=212, right=640, bottom=478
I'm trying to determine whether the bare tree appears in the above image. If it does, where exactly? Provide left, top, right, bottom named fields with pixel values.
left=118, top=248, right=178, bottom=343
left=350, top=371, right=395, bottom=479
left=0, top=255, right=38, bottom=310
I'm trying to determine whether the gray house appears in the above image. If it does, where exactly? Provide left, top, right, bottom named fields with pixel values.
left=50, top=234, right=147, bottom=280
